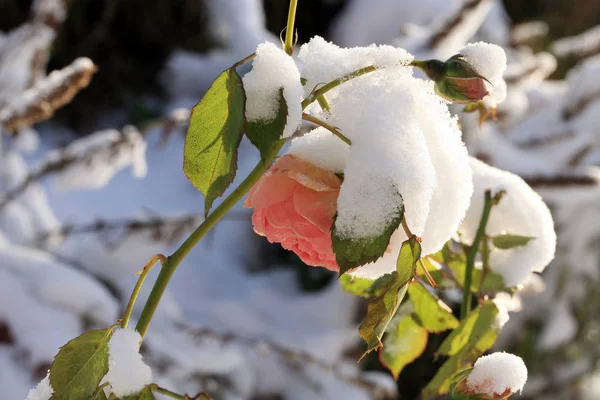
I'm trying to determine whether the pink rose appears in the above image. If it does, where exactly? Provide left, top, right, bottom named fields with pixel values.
left=244, top=154, right=341, bottom=272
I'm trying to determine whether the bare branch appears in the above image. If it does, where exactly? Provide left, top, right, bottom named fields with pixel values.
left=178, top=323, right=397, bottom=399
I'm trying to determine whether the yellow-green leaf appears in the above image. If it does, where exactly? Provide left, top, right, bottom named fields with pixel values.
left=332, top=191, right=404, bottom=275
left=424, top=302, right=500, bottom=396
left=380, top=314, right=428, bottom=379
left=357, top=237, right=421, bottom=357
left=245, top=88, right=287, bottom=162
left=339, top=274, right=396, bottom=299
left=409, top=281, right=459, bottom=333
left=437, top=301, right=499, bottom=356
left=492, top=234, right=535, bottom=249
left=50, top=329, right=112, bottom=400
left=183, top=67, right=246, bottom=217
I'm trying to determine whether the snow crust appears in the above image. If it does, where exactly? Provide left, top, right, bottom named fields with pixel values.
left=25, top=374, right=52, bottom=400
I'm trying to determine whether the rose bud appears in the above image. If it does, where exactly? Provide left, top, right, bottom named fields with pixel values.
left=244, top=154, right=341, bottom=272
left=410, top=54, right=492, bottom=104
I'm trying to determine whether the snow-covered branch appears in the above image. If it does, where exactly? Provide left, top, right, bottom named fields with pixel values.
left=0, top=58, right=97, bottom=132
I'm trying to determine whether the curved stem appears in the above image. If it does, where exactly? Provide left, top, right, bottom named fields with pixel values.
left=301, top=113, right=351, bottom=145
left=461, top=190, right=493, bottom=319
left=121, top=254, right=166, bottom=329
left=301, top=65, right=377, bottom=109
left=284, top=0, right=298, bottom=55
left=135, top=141, right=285, bottom=340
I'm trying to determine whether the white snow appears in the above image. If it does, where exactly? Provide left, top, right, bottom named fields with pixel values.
left=288, top=127, right=350, bottom=173
left=467, top=352, right=527, bottom=396
left=107, top=329, right=152, bottom=397
left=25, top=373, right=53, bottom=400
left=242, top=42, right=303, bottom=138
left=459, top=158, right=556, bottom=287
left=297, top=36, right=413, bottom=100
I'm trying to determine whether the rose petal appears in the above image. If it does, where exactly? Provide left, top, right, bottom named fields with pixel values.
left=292, top=186, right=338, bottom=233
left=244, top=172, right=296, bottom=208
left=251, top=209, right=267, bottom=236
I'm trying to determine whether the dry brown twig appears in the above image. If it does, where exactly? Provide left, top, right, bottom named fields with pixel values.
left=0, top=58, right=98, bottom=132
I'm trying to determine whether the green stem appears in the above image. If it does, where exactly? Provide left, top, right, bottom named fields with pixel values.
left=479, top=236, right=490, bottom=293
left=301, top=113, right=351, bottom=145
left=284, top=0, right=298, bottom=55
left=135, top=141, right=285, bottom=340
left=149, top=384, right=187, bottom=399
left=461, top=190, right=493, bottom=319
left=301, top=65, right=378, bottom=109
left=120, top=254, right=166, bottom=329
left=317, top=95, right=330, bottom=111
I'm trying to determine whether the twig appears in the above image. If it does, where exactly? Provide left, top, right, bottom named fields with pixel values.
left=301, top=113, right=352, bottom=145
left=34, top=214, right=204, bottom=248
left=0, top=126, right=140, bottom=212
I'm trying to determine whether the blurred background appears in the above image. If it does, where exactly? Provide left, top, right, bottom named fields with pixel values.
left=1, top=0, right=600, bottom=399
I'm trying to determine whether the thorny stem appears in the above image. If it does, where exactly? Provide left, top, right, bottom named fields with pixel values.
left=121, top=254, right=166, bottom=330
left=135, top=140, right=285, bottom=340
left=301, top=65, right=378, bottom=109
left=461, top=190, right=494, bottom=319
left=284, top=0, right=298, bottom=55
left=301, top=113, right=351, bottom=145
left=135, top=0, right=299, bottom=343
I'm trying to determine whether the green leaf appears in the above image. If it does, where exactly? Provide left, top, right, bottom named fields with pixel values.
left=380, top=313, right=428, bottom=379
left=396, top=236, right=421, bottom=284
left=408, top=281, right=459, bottom=333
left=183, top=67, right=246, bottom=217
left=437, top=302, right=499, bottom=356
left=423, top=302, right=500, bottom=397
left=121, top=386, right=156, bottom=400
left=340, top=274, right=397, bottom=299
left=357, top=237, right=421, bottom=357
left=332, top=191, right=404, bottom=275
left=492, top=234, right=535, bottom=249
left=245, top=88, right=287, bottom=162
left=50, top=329, right=112, bottom=400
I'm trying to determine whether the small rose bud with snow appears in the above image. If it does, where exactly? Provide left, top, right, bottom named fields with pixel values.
left=454, top=352, right=528, bottom=399
left=411, top=42, right=507, bottom=107
left=244, top=153, right=342, bottom=272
